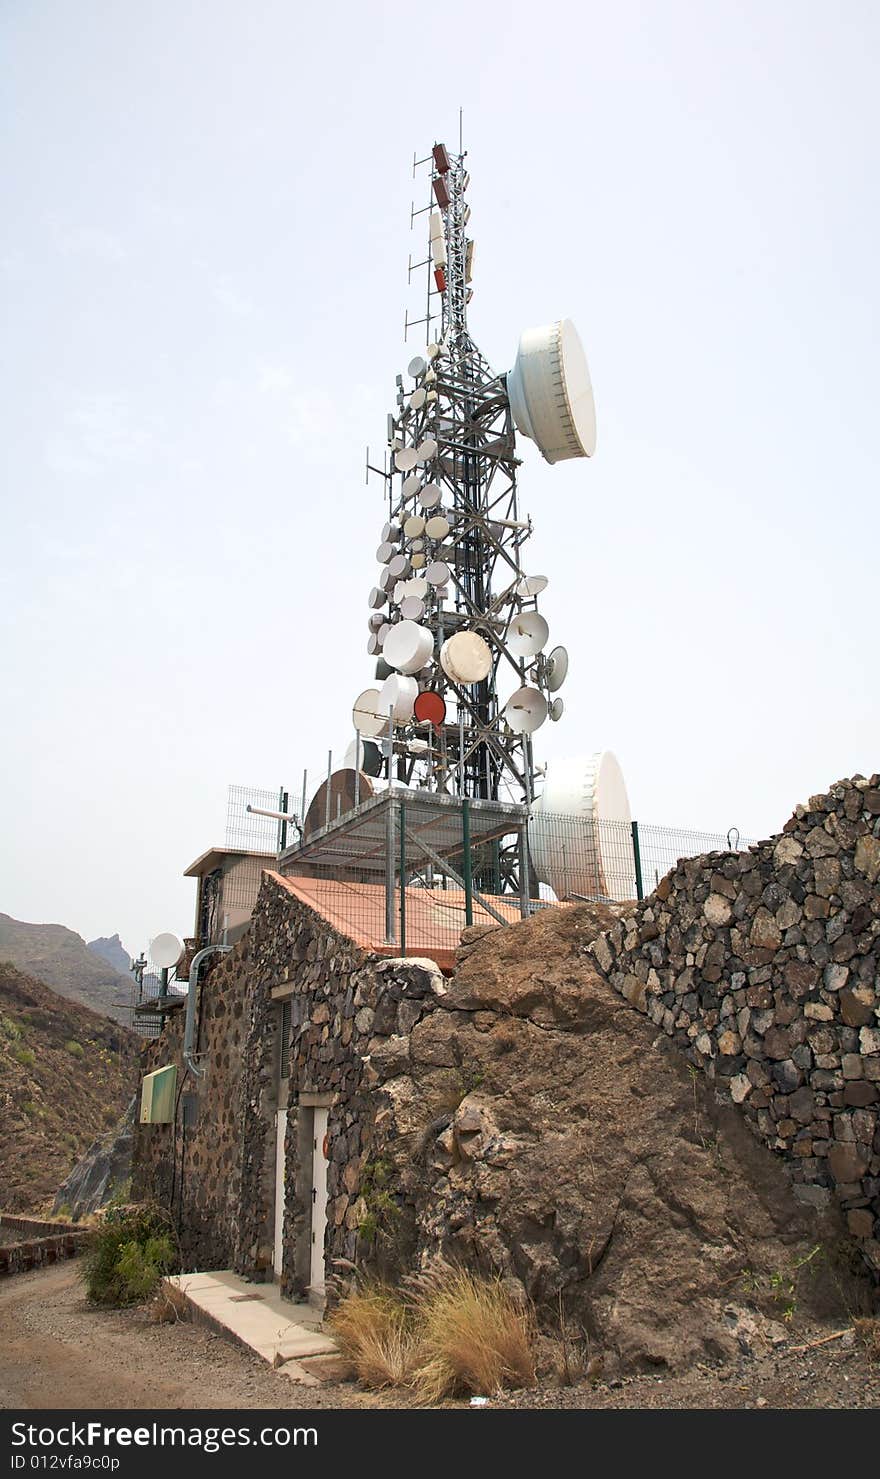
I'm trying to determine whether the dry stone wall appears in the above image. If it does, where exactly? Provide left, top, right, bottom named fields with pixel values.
left=132, top=954, right=251, bottom=1270
left=585, top=775, right=880, bottom=1269
left=132, top=872, right=443, bottom=1291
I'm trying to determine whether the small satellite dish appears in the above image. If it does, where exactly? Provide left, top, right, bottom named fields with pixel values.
left=411, top=552, right=426, bottom=569
left=417, top=438, right=438, bottom=462
left=410, top=537, right=424, bottom=553
left=426, top=559, right=450, bottom=587
left=419, top=483, right=443, bottom=510
left=425, top=514, right=450, bottom=540
left=376, top=541, right=394, bottom=564
left=368, top=611, right=385, bottom=632
left=381, top=520, right=401, bottom=542
left=353, top=688, right=387, bottom=738
left=376, top=622, right=390, bottom=647
left=150, top=933, right=183, bottom=969
left=379, top=566, right=396, bottom=591
left=426, top=342, right=441, bottom=361
left=367, top=633, right=380, bottom=656
left=402, top=473, right=421, bottom=499
left=408, top=355, right=426, bottom=378
left=388, top=553, right=412, bottom=580
left=404, top=513, right=426, bottom=538
left=380, top=672, right=418, bottom=721
left=413, top=689, right=447, bottom=728
left=546, top=645, right=569, bottom=692
left=507, top=319, right=597, bottom=463
left=400, top=594, right=426, bottom=621
left=344, top=738, right=383, bottom=777
left=409, top=387, right=427, bottom=411
left=383, top=620, right=434, bottom=674
left=504, top=686, right=548, bottom=734
left=516, top=574, right=549, bottom=598
left=368, top=587, right=388, bottom=609
left=440, top=631, right=493, bottom=684
left=549, top=697, right=565, bottom=722
left=399, top=576, right=428, bottom=599
left=395, top=446, right=418, bottom=472
left=507, top=611, right=549, bottom=657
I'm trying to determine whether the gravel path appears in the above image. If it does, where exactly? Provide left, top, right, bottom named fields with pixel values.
left=0, top=1263, right=372, bottom=1410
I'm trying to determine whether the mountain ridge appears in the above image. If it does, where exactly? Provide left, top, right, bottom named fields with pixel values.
left=0, top=913, right=132, bottom=1025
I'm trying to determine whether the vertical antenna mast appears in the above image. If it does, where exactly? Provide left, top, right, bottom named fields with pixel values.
left=354, top=134, right=596, bottom=847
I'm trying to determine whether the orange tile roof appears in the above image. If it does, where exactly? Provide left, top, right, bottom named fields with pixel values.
left=267, top=870, right=523, bottom=973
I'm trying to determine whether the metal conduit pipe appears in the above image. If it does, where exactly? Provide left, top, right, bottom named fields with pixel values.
left=183, top=944, right=231, bottom=1078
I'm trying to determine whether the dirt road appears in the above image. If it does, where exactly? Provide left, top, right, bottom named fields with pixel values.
left=0, top=1263, right=366, bottom=1410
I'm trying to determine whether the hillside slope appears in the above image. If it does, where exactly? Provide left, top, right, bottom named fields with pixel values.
left=0, top=913, right=132, bottom=1024
left=0, top=963, right=141, bottom=1213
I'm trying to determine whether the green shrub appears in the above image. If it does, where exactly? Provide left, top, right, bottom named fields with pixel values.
left=81, top=1204, right=178, bottom=1306
left=12, top=1046, right=35, bottom=1068
left=114, top=1238, right=175, bottom=1302
left=65, top=1039, right=85, bottom=1058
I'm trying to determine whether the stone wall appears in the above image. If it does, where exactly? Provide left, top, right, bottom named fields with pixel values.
left=0, top=1215, right=84, bottom=1276
left=132, top=932, right=261, bottom=1271
left=132, top=871, right=443, bottom=1292
left=584, top=774, right=880, bottom=1270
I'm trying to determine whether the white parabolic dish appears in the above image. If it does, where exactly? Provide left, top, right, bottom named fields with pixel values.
left=504, top=686, right=547, bottom=734
left=383, top=620, right=434, bottom=675
left=529, top=752, right=635, bottom=902
left=507, top=319, right=597, bottom=464
left=150, top=932, right=183, bottom=969
left=380, top=672, right=418, bottom=721
left=353, top=688, right=387, bottom=738
left=440, top=631, right=493, bottom=684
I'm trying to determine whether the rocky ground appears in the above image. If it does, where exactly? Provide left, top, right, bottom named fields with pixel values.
left=0, top=1263, right=877, bottom=1410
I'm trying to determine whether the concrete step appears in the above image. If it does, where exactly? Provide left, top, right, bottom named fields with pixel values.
left=164, top=1271, right=340, bottom=1385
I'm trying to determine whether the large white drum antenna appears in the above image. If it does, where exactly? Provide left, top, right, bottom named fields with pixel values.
left=507, top=319, right=597, bottom=464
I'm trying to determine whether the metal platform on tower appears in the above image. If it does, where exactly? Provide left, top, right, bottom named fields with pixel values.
left=278, top=786, right=527, bottom=882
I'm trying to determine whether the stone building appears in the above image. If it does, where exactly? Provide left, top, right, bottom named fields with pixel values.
left=132, top=866, right=483, bottom=1300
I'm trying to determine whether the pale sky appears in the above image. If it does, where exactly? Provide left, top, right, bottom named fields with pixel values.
left=1, top=0, right=878, bottom=961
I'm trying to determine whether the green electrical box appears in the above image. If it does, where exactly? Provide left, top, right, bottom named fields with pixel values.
left=140, top=1065, right=177, bottom=1124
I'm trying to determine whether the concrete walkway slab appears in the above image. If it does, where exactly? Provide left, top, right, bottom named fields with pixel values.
left=165, top=1272, right=339, bottom=1386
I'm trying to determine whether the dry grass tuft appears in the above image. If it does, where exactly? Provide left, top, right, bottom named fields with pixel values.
left=408, top=1266, right=536, bottom=1404
left=854, top=1317, right=880, bottom=1360
left=328, top=1284, right=417, bottom=1389
left=328, top=1267, right=537, bottom=1401
left=148, top=1282, right=190, bottom=1325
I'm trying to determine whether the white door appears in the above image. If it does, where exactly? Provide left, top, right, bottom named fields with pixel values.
left=273, top=1109, right=287, bottom=1278
left=310, top=1106, right=329, bottom=1294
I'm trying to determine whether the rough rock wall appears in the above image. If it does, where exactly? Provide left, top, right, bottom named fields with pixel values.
left=358, top=904, right=860, bottom=1371
left=584, top=775, right=880, bottom=1270
left=53, top=1097, right=136, bottom=1220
